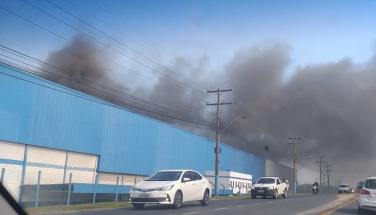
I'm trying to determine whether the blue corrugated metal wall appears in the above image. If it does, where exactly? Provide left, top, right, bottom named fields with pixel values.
left=0, top=63, right=266, bottom=178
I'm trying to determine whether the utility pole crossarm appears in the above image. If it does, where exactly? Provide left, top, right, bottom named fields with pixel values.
left=207, top=102, right=233, bottom=106
left=207, top=88, right=233, bottom=93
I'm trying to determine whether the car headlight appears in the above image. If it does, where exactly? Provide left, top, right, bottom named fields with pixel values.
left=268, top=186, right=274, bottom=190
left=156, top=185, right=174, bottom=191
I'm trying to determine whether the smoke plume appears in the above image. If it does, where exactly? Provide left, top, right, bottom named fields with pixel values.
left=141, top=43, right=376, bottom=185
left=45, top=35, right=129, bottom=95
left=45, top=34, right=376, bottom=186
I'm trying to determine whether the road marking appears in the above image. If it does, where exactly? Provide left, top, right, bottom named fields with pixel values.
left=183, top=212, right=198, bottom=215
left=253, top=203, right=260, bottom=205
left=237, top=205, right=246, bottom=207
left=215, top=208, right=227, bottom=211
left=322, top=195, right=359, bottom=215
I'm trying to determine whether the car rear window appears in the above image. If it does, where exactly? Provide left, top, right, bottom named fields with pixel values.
left=340, top=185, right=348, bottom=188
left=257, top=178, right=275, bottom=184
left=364, top=179, right=376, bottom=189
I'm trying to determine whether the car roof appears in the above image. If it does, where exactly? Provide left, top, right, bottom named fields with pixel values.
left=366, top=176, right=376, bottom=180
left=158, top=169, right=196, bottom=172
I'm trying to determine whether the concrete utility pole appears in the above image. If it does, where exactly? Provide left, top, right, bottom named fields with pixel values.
left=207, top=88, right=232, bottom=196
left=325, top=165, right=333, bottom=193
left=315, top=156, right=325, bottom=193
left=288, top=137, right=303, bottom=193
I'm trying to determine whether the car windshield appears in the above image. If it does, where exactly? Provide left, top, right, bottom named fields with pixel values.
left=257, top=178, right=275, bottom=184
left=364, top=179, right=376, bottom=189
left=339, top=185, right=348, bottom=188
left=145, top=171, right=182, bottom=181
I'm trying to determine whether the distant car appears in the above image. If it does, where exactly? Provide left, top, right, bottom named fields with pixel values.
left=338, top=183, right=350, bottom=194
left=357, top=181, right=365, bottom=192
left=358, top=177, right=376, bottom=214
left=129, top=169, right=211, bottom=209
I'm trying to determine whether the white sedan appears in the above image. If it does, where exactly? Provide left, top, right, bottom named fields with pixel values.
left=129, top=169, right=212, bottom=209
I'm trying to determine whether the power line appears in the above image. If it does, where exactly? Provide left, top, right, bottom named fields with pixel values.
left=0, top=41, right=212, bottom=124
left=0, top=3, right=214, bottom=111
left=0, top=59, right=216, bottom=131
left=48, top=0, right=207, bottom=92
left=0, top=45, right=209, bottom=122
left=296, top=160, right=320, bottom=172
left=0, top=52, right=215, bottom=128
left=88, top=0, right=178, bottom=64
left=23, top=0, right=208, bottom=96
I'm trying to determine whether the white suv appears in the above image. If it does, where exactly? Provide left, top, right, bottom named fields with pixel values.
left=358, top=177, right=376, bottom=214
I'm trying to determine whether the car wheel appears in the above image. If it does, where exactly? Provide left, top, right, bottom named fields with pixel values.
left=358, top=205, right=364, bottom=214
left=132, top=203, right=145, bottom=209
left=273, top=190, right=278, bottom=199
left=200, top=189, right=210, bottom=206
left=282, top=189, right=287, bottom=198
left=251, top=195, right=256, bottom=199
left=173, top=190, right=183, bottom=209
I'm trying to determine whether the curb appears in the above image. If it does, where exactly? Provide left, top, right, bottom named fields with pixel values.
left=322, top=194, right=359, bottom=215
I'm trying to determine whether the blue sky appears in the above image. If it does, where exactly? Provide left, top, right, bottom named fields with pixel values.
left=1, top=0, right=375, bottom=73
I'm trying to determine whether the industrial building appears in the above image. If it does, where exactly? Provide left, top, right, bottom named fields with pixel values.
left=0, top=62, right=292, bottom=205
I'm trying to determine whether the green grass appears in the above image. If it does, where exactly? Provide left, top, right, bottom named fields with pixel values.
left=25, top=193, right=309, bottom=214
left=25, top=201, right=133, bottom=215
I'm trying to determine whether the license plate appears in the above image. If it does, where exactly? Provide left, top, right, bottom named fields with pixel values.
left=258, top=190, right=264, bottom=193
left=139, top=194, right=149, bottom=198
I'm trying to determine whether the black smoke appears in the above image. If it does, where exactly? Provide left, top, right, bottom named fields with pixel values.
left=139, top=43, right=376, bottom=186
left=45, top=34, right=376, bottom=186
left=44, top=35, right=130, bottom=97
left=218, top=44, right=376, bottom=186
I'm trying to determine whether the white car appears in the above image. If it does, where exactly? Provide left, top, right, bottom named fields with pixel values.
left=338, top=183, right=350, bottom=194
left=251, top=176, right=288, bottom=199
left=358, top=176, right=376, bottom=214
left=129, top=169, right=212, bottom=209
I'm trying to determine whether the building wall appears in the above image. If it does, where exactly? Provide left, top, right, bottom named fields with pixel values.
left=265, top=159, right=293, bottom=186
left=0, top=63, right=267, bottom=178
left=205, top=170, right=253, bottom=195
left=0, top=140, right=97, bottom=199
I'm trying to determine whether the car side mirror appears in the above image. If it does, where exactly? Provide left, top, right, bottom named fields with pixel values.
left=183, top=177, right=191, bottom=182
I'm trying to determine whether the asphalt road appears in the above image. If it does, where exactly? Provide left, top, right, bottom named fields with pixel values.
left=331, top=199, right=376, bottom=215
left=46, top=194, right=355, bottom=215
